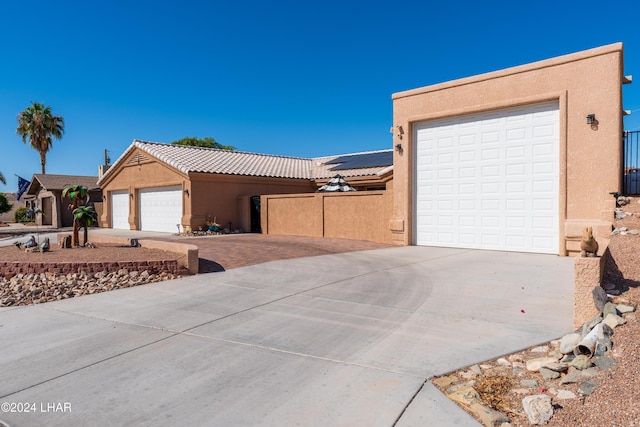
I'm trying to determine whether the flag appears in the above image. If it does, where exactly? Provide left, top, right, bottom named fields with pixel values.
left=16, top=175, right=30, bottom=200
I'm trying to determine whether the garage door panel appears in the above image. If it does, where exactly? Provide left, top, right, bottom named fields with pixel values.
left=139, top=186, right=182, bottom=233
left=414, top=101, right=559, bottom=254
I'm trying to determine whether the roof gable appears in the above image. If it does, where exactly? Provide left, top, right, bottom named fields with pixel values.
left=27, top=174, right=100, bottom=195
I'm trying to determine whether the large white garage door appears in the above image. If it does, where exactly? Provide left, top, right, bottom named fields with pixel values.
left=139, top=186, right=183, bottom=233
left=111, top=190, right=130, bottom=230
left=414, top=101, right=559, bottom=254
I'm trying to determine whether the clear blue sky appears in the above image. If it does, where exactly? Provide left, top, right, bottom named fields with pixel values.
left=1, top=0, right=639, bottom=193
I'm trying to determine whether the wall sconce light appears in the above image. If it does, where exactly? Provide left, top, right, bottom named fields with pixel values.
left=586, top=114, right=596, bottom=125
left=102, top=195, right=106, bottom=200
left=395, top=143, right=403, bottom=152
left=183, top=189, right=189, bottom=196
left=129, top=193, right=134, bottom=198
left=389, top=125, right=404, bottom=139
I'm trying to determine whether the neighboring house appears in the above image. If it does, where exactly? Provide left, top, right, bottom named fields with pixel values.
left=389, top=42, right=628, bottom=255
left=97, top=140, right=393, bottom=233
left=25, top=174, right=102, bottom=228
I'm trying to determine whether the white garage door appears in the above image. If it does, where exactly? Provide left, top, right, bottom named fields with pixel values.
left=111, top=190, right=130, bottom=230
left=139, top=186, right=183, bottom=233
left=414, top=101, right=559, bottom=254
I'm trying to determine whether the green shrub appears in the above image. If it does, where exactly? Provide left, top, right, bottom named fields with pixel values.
left=14, top=206, right=32, bottom=223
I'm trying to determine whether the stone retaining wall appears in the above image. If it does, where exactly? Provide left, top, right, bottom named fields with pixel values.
left=0, top=259, right=189, bottom=278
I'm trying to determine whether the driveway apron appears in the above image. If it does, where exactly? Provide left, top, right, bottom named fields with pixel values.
left=0, top=246, right=574, bottom=426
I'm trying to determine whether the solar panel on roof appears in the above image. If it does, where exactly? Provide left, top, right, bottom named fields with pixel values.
left=325, top=151, right=393, bottom=170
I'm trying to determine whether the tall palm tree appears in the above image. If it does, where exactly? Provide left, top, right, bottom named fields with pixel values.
left=16, top=102, right=64, bottom=174
left=0, top=171, right=5, bottom=184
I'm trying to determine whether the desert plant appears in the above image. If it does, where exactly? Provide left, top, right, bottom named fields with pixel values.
left=14, top=206, right=32, bottom=223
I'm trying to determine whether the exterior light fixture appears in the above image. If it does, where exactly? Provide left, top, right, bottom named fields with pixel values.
left=390, top=125, right=404, bottom=139
left=586, top=114, right=596, bottom=125
left=184, top=189, right=189, bottom=196
left=395, top=143, right=403, bottom=152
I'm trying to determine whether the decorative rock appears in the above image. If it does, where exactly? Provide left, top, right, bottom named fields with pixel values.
left=526, top=357, right=558, bottom=372
left=432, top=375, right=458, bottom=388
left=581, top=367, right=600, bottom=378
left=496, top=357, right=511, bottom=366
left=617, top=304, right=636, bottom=314
left=578, top=380, right=598, bottom=396
left=581, top=315, right=603, bottom=336
left=594, top=343, right=609, bottom=357
left=593, top=356, right=616, bottom=371
left=520, top=379, right=539, bottom=388
left=508, top=354, right=524, bottom=362
left=469, top=364, right=482, bottom=376
left=570, top=355, right=593, bottom=370
left=522, top=394, right=553, bottom=425
left=556, top=390, right=577, bottom=400
left=530, top=345, right=549, bottom=353
left=540, top=367, right=561, bottom=380
left=560, top=333, right=581, bottom=354
left=603, top=313, right=627, bottom=329
left=602, top=302, right=619, bottom=318
left=592, top=286, right=608, bottom=312
left=560, top=369, right=582, bottom=385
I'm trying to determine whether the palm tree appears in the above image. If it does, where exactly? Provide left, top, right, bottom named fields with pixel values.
left=16, top=102, right=64, bottom=174
left=0, top=171, right=5, bottom=184
left=62, top=184, right=89, bottom=246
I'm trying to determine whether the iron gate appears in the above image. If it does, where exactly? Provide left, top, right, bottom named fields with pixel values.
left=624, top=130, right=640, bottom=195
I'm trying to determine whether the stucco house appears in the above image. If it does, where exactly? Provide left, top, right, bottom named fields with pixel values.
left=389, top=42, right=630, bottom=255
left=260, top=43, right=631, bottom=255
left=25, top=174, right=102, bottom=228
left=97, top=140, right=393, bottom=233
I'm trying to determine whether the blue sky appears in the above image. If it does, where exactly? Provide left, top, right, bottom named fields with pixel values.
left=1, top=0, right=639, bottom=193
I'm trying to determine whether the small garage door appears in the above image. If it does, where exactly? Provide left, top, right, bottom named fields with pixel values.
left=111, top=190, right=130, bottom=230
left=139, top=186, right=183, bottom=233
left=414, top=101, right=559, bottom=254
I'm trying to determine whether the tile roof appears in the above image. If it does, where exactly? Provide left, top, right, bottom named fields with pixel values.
left=27, top=174, right=100, bottom=194
left=99, top=140, right=393, bottom=184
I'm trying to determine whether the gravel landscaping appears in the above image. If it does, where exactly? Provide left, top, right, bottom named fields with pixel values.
left=435, top=198, right=640, bottom=426
left=0, top=243, right=186, bottom=307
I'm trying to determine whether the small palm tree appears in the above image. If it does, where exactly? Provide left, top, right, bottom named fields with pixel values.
left=62, top=184, right=89, bottom=247
left=16, top=102, right=64, bottom=174
left=73, top=205, right=98, bottom=246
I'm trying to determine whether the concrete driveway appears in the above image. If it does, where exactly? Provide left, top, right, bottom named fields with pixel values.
left=0, top=246, right=574, bottom=426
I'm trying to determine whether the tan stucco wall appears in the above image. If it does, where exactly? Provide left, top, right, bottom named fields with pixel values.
left=391, top=43, right=626, bottom=254
left=189, top=173, right=315, bottom=231
left=99, top=148, right=188, bottom=230
left=99, top=147, right=316, bottom=231
left=261, top=189, right=393, bottom=244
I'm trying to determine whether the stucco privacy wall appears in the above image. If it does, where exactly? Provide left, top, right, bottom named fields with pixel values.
left=189, top=173, right=314, bottom=231
left=261, top=188, right=393, bottom=244
left=391, top=43, right=626, bottom=254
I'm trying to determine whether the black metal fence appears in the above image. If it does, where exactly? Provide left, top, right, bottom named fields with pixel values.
left=624, top=130, right=640, bottom=195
